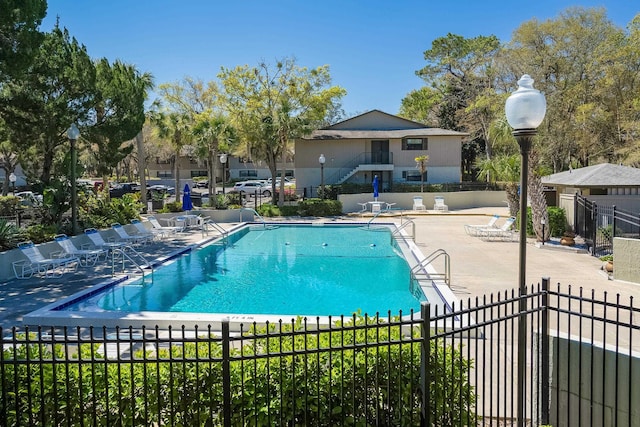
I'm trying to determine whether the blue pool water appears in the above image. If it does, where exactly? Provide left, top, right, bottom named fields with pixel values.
left=63, top=224, right=425, bottom=317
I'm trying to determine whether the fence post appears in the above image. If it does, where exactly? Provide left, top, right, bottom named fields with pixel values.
left=222, top=319, right=231, bottom=427
left=573, top=193, right=578, bottom=234
left=591, top=202, right=597, bottom=255
left=541, top=277, right=550, bottom=425
left=420, top=302, right=430, bottom=426
left=612, top=205, right=617, bottom=248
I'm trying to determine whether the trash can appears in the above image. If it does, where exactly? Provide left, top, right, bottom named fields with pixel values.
left=191, top=194, right=202, bottom=207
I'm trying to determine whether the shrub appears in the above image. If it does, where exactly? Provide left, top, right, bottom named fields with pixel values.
left=1, top=316, right=476, bottom=425
left=298, top=198, right=342, bottom=217
left=163, top=201, right=183, bottom=212
left=257, top=203, right=299, bottom=217
left=0, top=219, right=26, bottom=251
left=0, top=196, right=20, bottom=216
left=24, top=224, right=57, bottom=244
left=80, top=193, right=143, bottom=230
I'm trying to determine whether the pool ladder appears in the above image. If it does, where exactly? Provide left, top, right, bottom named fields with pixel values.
left=390, top=218, right=416, bottom=242
left=410, top=248, right=450, bottom=288
left=201, top=218, right=228, bottom=240
left=110, top=246, right=153, bottom=283
left=240, top=208, right=266, bottom=226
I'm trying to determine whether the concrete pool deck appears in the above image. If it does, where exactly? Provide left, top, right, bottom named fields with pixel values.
left=1, top=207, right=638, bottom=329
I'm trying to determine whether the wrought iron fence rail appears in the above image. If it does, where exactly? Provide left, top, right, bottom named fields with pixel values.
left=2, top=284, right=640, bottom=426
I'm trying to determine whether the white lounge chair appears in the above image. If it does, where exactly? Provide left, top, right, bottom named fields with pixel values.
left=433, top=196, right=448, bottom=211
left=54, top=234, right=107, bottom=266
left=130, top=219, right=163, bottom=240
left=84, top=228, right=128, bottom=255
left=111, top=223, right=152, bottom=245
left=413, top=196, right=426, bottom=211
left=147, top=215, right=183, bottom=235
left=464, top=215, right=500, bottom=236
left=13, top=241, right=79, bottom=279
left=479, top=217, right=517, bottom=241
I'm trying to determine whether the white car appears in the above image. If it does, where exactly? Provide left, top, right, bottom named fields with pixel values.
left=15, top=191, right=43, bottom=206
left=231, top=181, right=271, bottom=197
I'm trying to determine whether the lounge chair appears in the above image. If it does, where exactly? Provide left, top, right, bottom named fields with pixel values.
left=464, top=214, right=501, bottom=236
left=84, top=228, right=128, bottom=255
left=479, top=217, right=517, bottom=241
left=433, top=196, right=448, bottom=211
left=147, top=215, right=183, bottom=235
left=412, top=196, right=426, bottom=211
left=53, top=234, right=107, bottom=266
left=111, top=223, right=153, bottom=245
left=13, top=241, right=79, bottom=279
left=130, top=219, right=163, bottom=240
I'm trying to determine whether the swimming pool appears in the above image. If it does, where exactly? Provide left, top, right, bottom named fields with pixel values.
left=25, top=221, right=454, bottom=329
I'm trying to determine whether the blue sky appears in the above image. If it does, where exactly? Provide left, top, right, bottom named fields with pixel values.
left=41, top=1, right=638, bottom=117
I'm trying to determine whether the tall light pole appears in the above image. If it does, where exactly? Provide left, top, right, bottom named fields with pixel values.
left=505, top=74, right=546, bottom=427
left=319, top=154, right=325, bottom=199
left=67, top=123, right=80, bottom=235
left=9, top=173, right=16, bottom=196
left=219, top=153, right=227, bottom=195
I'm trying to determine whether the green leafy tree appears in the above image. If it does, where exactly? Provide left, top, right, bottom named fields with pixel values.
left=0, top=0, right=46, bottom=81
left=218, top=57, right=346, bottom=206
left=1, top=24, right=96, bottom=185
left=87, top=59, right=153, bottom=197
left=475, top=154, right=520, bottom=217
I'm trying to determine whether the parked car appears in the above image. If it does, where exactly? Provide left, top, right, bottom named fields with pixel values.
left=194, top=180, right=208, bottom=188
left=266, top=177, right=295, bottom=187
left=109, top=182, right=139, bottom=198
left=147, top=184, right=175, bottom=198
left=230, top=181, right=271, bottom=197
left=15, top=191, right=43, bottom=206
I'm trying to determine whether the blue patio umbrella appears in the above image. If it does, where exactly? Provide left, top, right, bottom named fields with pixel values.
left=372, top=175, right=379, bottom=201
left=182, top=183, right=193, bottom=212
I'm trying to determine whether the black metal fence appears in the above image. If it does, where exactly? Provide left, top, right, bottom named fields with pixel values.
left=2, top=281, right=639, bottom=426
left=574, top=194, right=640, bottom=257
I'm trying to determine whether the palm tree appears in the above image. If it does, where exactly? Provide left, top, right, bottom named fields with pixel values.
left=475, top=155, right=520, bottom=217
left=415, top=155, right=429, bottom=192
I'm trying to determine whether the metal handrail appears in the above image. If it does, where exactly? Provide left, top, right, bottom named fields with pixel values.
left=111, top=246, right=153, bottom=282
left=201, top=218, right=228, bottom=240
left=240, top=207, right=266, bottom=226
left=410, top=248, right=450, bottom=288
left=391, top=218, right=415, bottom=242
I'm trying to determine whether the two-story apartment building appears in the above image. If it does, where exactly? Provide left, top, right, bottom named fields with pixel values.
left=294, top=110, right=467, bottom=193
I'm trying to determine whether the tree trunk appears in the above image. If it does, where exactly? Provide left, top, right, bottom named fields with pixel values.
left=173, top=152, right=180, bottom=200
left=505, top=182, right=519, bottom=218
left=528, top=151, right=549, bottom=242
left=136, top=131, right=147, bottom=211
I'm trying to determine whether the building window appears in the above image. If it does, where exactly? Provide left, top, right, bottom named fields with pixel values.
left=155, top=157, right=171, bottom=164
left=190, top=170, right=208, bottom=177
left=157, top=171, right=172, bottom=178
left=403, top=170, right=426, bottom=182
left=239, top=170, right=258, bottom=178
left=402, top=138, right=427, bottom=150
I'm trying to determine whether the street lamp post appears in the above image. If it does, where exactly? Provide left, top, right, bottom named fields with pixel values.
left=67, top=123, right=80, bottom=235
left=9, top=173, right=16, bottom=196
left=319, top=154, right=325, bottom=199
left=505, top=74, right=546, bottom=427
left=219, top=154, right=227, bottom=195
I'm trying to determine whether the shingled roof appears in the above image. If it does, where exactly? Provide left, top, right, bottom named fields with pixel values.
left=542, top=163, right=640, bottom=187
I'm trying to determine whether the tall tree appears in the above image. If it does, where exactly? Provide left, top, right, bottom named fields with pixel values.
left=1, top=24, right=96, bottom=185
left=0, top=0, right=46, bottom=81
left=414, top=33, right=501, bottom=157
left=218, top=58, right=345, bottom=206
left=87, top=59, right=153, bottom=196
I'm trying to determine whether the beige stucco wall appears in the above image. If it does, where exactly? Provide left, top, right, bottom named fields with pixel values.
left=339, top=190, right=507, bottom=213
left=612, top=237, right=640, bottom=284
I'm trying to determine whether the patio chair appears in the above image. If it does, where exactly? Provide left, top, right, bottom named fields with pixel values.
left=84, top=228, right=128, bottom=255
left=111, top=223, right=153, bottom=246
left=412, top=196, right=426, bottom=211
left=147, top=215, right=183, bottom=235
left=13, top=241, right=79, bottom=279
left=357, top=202, right=368, bottom=213
left=464, top=214, right=501, bottom=236
left=130, top=219, right=164, bottom=240
left=479, top=217, right=517, bottom=241
left=53, top=234, right=107, bottom=267
left=433, top=196, right=448, bottom=211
